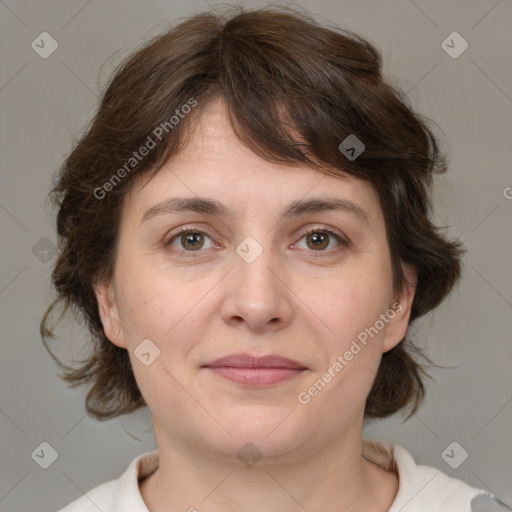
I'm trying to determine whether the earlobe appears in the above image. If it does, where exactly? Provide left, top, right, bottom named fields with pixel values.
left=93, top=277, right=127, bottom=349
left=382, top=263, right=418, bottom=353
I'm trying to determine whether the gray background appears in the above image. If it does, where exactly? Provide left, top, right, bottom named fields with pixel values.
left=1, top=0, right=511, bottom=511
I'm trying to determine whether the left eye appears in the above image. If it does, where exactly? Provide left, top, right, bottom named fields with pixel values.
left=295, top=229, right=346, bottom=251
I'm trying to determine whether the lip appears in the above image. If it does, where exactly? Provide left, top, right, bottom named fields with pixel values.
left=202, top=353, right=307, bottom=386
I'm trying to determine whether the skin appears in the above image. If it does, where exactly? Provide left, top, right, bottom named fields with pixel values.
left=94, top=97, right=417, bottom=511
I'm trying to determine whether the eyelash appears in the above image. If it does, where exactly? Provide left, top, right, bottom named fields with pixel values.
left=164, top=225, right=349, bottom=258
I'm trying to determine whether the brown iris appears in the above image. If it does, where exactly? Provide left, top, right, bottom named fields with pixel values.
left=306, top=232, right=329, bottom=250
left=181, top=232, right=204, bottom=250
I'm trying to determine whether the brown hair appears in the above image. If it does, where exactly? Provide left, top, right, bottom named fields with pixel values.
left=41, top=5, right=464, bottom=421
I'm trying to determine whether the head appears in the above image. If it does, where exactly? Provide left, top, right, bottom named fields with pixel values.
left=42, top=6, right=463, bottom=457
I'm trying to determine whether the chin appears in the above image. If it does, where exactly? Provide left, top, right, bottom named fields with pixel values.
left=198, top=405, right=315, bottom=463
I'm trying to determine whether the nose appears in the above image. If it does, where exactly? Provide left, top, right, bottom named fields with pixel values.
left=220, top=244, right=294, bottom=333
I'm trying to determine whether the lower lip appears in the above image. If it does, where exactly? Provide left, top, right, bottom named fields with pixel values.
left=205, top=367, right=305, bottom=386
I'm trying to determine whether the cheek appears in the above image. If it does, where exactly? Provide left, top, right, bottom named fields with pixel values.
left=115, top=261, right=221, bottom=365
left=301, top=281, right=392, bottom=422
left=303, top=262, right=393, bottom=347
left=320, top=266, right=395, bottom=398
left=114, top=271, right=205, bottom=409
left=114, top=268, right=183, bottom=347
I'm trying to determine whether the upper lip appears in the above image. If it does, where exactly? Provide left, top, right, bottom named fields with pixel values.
left=203, top=353, right=306, bottom=369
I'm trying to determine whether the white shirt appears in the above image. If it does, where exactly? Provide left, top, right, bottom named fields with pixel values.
left=56, top=438, right=510, bottom=511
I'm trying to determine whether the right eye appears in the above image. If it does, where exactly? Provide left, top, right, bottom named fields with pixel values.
left=165, top=228, right=217, bottom=254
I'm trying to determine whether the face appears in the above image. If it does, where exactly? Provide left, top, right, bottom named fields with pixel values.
left=94, top=98, right=416, bottom=462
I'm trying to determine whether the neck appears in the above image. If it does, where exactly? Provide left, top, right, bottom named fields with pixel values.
left=140, top=426, right=398, bottom=512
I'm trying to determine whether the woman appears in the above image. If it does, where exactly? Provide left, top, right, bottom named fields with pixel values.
left=41, top=6, right=510, bottom=511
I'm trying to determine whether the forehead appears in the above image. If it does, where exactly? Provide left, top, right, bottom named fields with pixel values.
left=124, top=98, right=383, bottom=226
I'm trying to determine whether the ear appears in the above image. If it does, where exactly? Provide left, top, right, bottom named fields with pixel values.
left=93, top=276, right=127, bottom=349
left=382, top=263, right=418, bottom=353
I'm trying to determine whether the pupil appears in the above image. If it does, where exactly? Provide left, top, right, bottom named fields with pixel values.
left=309, top=232, right=328, bottom=250
left=184, top=233, right=203, bottom=250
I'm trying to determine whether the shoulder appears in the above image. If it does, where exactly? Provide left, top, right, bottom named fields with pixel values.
left=56, top=479, right=117, bottom=512
left=55, top=451, right=159, bottom=512
left=362, top=438, right=511, bottom=512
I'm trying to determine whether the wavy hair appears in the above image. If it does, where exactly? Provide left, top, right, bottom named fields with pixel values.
left=41, top=5, right=464, bottom=420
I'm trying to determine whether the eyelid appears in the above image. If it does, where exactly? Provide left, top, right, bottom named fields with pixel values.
left=165, top=224, right=220, bottom=242
left=298, top=224, right=347, bottom=240
left=293, top=224, right=349, bottom=251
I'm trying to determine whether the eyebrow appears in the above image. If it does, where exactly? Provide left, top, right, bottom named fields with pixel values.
left=140, top=195, right=370, bottom=227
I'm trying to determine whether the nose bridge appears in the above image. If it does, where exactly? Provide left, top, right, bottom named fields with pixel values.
left=222, top=235, right=292, bottom=329
left=238, top=245, right=278, bottom=297
left=235, top=238, right=281, bottom=303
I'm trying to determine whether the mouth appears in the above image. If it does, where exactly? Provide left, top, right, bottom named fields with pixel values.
left=202, top=353, right=308, bottom=386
